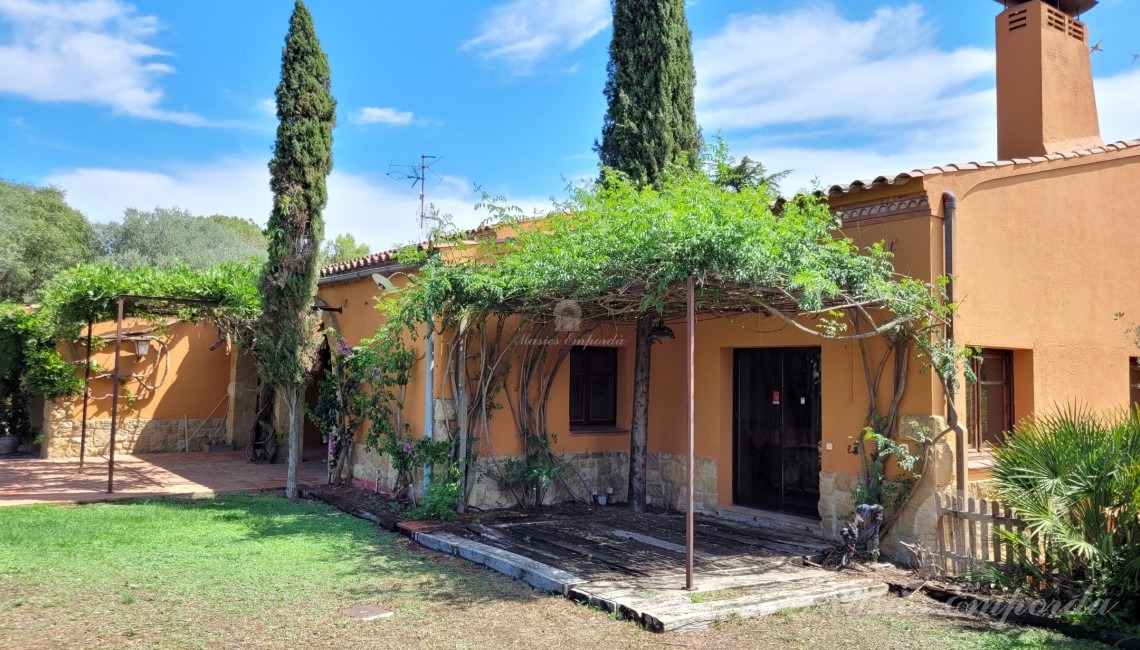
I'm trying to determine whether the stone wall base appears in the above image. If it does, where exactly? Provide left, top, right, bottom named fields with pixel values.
left=346, top=444, right=718, bottom=514
left=44, top=414, right=227, bottom=457
left=647, top=452, right=717, bottom=513
left=819, top=469, right=947, bottom=560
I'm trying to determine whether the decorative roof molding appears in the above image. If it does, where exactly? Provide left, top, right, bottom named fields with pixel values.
left=834, top=193, right=931, bottom=226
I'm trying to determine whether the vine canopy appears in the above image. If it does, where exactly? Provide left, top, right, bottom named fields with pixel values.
left=384, top=150, right=948, bottom=340
left=0, top=261, right=262, bottom=402
left=38, top=261, right=262, bottom=342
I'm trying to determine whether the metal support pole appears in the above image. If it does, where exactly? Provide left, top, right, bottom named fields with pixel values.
left=107, top=297, right=124, bottom=494
left=78, top=322, right=93, bottom=471
left=685, top=275, right=696, bottom=591
left=422, top=321, right=435, bottom=496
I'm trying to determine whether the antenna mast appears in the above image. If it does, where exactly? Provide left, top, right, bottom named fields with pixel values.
left=387, top=155, right=444, bottom=237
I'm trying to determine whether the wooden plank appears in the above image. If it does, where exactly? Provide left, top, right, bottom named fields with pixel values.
left=493, top=526, right=626, bottom=577
left=967, top=497, right=978, bottom=574
left=522, top=527, right=651, bottom=576
left=565, top=523, right=685, bottom=571
left=946, top=494, right=957, bottom=576
left=954, top=495, right=967, bottom=576
left=990, top=500, right=1002, bottom=565
left=1005, top=502, right=1020, bottom=568
left=642, top=579, right=890, bottom=632
left=606, top=528, right=717, bottom=561
left=693, top=516, right=829, bottom=552
left=979, top=498, right=990, bottom=565
left=615, top=517, right=745, bottom=559
left=694, top=524, right=818, bottom=558
left=935, top=492, right=947, bottom=576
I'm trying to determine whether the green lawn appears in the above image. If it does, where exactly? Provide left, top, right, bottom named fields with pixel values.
left=0, top=495, right=1116, bottom=649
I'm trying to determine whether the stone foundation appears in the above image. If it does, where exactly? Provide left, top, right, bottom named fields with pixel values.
left=43, top=401, right=227, bottom=458
left=347, top=444, right=717, bottom=513
left=646, top=452, right=718, bottom=514
left=818, top=414, right=961, bottom=563
left=350, top=443, right=397, bottom=493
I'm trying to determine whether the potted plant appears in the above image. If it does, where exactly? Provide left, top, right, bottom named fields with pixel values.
left=0, top=427, right=18, bottom=455
left=203, top=436, right=234, bottom=452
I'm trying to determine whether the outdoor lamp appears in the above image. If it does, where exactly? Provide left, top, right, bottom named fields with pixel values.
left=648, top=320, right=675, bottom=344
left=133, top=337, right=151, bottom=358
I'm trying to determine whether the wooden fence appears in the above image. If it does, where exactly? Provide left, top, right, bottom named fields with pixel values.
left=933, top=492, right=1028, bottom=577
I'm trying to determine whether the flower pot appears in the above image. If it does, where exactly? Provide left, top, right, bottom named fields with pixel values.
left=0, top=435, right=20, bottom=455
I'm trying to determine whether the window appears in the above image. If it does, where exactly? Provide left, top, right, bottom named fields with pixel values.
left=967, top=349, right=1013, bottom=450
left=569, top=347, right=617, bottom=428
left=1131, top=358, right=1140, bottom=410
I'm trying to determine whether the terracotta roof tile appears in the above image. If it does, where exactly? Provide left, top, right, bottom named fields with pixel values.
left=318, top=226, right=497, bottom=280
left=825, top=139, right=1140, bottom=197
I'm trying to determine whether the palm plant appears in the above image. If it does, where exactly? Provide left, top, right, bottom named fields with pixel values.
left=986, top=406, right=1140, bottom=621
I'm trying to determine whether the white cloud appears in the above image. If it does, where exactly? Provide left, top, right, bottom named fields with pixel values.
left=463, top=0, right=610, bottom=73
left=44, top=159, right=552, bottom=252
left=352, top=106, right=415, bottom=126
left=694, top=5, right=992, bottom=131
left=695, top=3, right=1140, bottom=193
left=0, top=0, right=203, bottom=124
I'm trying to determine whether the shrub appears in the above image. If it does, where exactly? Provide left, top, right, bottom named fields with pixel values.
left=408, top=466, right=462, bottom=521
left=986, top=407, right=1140, bottom=623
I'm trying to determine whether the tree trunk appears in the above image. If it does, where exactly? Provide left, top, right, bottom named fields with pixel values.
left=456, top=325, right=469, bottom=514
left=285, top=387, right=300, bottom=499
left=627, top=315, right=653, bottom=512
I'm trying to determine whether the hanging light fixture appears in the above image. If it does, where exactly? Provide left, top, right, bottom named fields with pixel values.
left=648, top=320, right=675, bottom=344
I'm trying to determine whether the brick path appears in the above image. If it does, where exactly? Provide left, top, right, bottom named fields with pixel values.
left=0, top=451, right=326, bottom=507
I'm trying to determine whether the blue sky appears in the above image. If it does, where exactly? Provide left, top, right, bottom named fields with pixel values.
left=1, top=0, right=1137, bottom=251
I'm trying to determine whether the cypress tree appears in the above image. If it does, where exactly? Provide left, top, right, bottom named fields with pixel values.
left=256, top=0, right=336, bottom=499
left=595, top=0, right=701, bottom=513
left=595, top=0, right=701, bottom=186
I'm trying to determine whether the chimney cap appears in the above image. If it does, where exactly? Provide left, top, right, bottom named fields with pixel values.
left=993, top=0, right=1098, bottom=17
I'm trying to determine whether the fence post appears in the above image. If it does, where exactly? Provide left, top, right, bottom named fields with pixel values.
left=935, top=492, right=947, bottom=576
left=979, top=498, right=990, bottom=568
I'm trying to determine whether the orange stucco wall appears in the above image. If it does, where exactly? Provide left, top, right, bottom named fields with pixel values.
left=60, top=320, right=233, bottom=421
left=316, top=207, right=942, bottom=509
left=318, top=144, right=1140, bottom=516
left=935, top=148, right=1140, bottom=419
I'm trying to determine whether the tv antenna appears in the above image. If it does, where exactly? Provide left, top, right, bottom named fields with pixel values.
left=387, top=155, right=444, bottom=237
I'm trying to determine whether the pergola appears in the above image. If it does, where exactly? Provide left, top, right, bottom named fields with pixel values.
left=484, top=275, right=907, bottom=591
left=101, top=295, right=222, bottom=494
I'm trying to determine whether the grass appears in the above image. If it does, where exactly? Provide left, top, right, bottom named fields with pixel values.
left=0, top=495, right=1120, bottom=649
left=689, top=588, right=747, bottom=604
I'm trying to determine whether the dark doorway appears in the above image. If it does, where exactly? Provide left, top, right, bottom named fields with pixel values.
left=733, top=348, right=822, bottom=517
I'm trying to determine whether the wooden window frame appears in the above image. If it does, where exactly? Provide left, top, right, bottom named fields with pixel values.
left=968, top=348, right=1014, bottom=450
left=1130, top=357, right=1140, bottom=411
left=569, top=347, right=618, bottom=429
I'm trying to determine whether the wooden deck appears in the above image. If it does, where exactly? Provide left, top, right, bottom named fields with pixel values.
left=420, top=511, right=887, bottom=632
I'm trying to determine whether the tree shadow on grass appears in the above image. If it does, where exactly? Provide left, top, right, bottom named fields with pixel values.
left=945, top=616, right=1125, bottom=650
left=109, top=495, right=548, bottom=610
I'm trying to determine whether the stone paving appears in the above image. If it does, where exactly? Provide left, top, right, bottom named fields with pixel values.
left=0, top=451, right=326, bottom=507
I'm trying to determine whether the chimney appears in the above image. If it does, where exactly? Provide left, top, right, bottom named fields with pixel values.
left=995, top=0, right=1103, bottom=159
